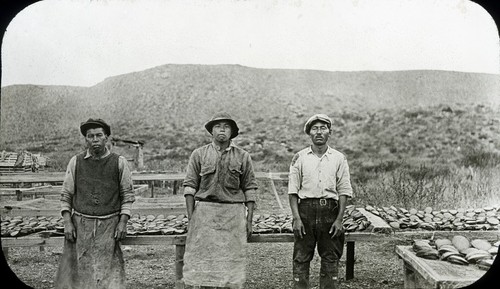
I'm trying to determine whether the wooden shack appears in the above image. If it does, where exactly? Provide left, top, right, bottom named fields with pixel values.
left=109, top=138, right=145, bottom=171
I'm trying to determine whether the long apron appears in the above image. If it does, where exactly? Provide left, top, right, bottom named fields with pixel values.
left=55, top=213, right=125, bottom=289
left=183, top=202, right=247, bottom=288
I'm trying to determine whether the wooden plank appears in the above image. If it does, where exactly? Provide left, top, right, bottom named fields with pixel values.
left=357, top=208, right=393, bottom=234
left=394, top=231, right=500, bottom=242
left=134, top=184, right=149, bottom=194
left=1, top=232, right=385, bottom=249
left=395, top=246, right=486, bottom=289
left=0, top=185, right=55, bottom=192
left=346, top=241, right=355, bottom=280
left=0, top=184, right=146, bottom=198
left=255, top=172, right=289, bottom=181
left=0, top=207, right=187, bottom=217
left=268, top=178, right=283, bottom=210
left=0, top=208, right=61, bottom=216
left=0, top=171, right=290, bottom=185
left=0, top=172, right=65, bottom=184
left=131, top=207, right=186, bottom=216
left=173, top=180, right=178, bottom=195
left=175, top=244, right=185, bottom=289
left=2, top=198, right=46, bottom=208
left=249, top=232, right=395, bottom=243
left=133, top=197, right=184, bottom=204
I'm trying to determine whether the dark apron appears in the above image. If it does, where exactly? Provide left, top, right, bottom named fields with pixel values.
left=55, top=213, right=125, bottom=289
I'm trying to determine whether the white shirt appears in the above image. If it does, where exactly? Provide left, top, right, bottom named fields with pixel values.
left=288, top=146, right=353, bottom=200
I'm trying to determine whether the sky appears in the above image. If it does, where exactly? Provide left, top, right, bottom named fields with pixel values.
left=1, top=0, right=499, bottom=87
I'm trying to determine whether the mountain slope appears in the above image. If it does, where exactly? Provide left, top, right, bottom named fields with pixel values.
left=2, top=64, right=499, bottom=145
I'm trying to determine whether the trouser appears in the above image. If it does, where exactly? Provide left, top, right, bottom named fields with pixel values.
left=293, top=198, right=345, bottom=289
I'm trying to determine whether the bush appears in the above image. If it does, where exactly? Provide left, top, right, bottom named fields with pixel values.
left=460, top=148, right=500, bottom=168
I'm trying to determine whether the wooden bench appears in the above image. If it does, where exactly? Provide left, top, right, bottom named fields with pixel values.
left=0, top=184, right=149, bottom=201
left=395, top=246, right=488, bottom=289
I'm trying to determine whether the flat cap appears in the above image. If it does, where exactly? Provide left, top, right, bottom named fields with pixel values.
left=80, top=118, right=111, bottom=136
left=304, top=114, right=332, bottom=134
left=204, top=112, right=239, bottom=139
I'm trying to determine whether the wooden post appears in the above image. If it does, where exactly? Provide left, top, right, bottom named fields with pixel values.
left=135, top=145, right=144, bottom=170
left=175, top=244, right=185, bottom=289
left=150, top=181, right=154, bottom=198
left=15, top=189, right=22, bottom=201
left=346, top=241, right=355, bottom=280
left=269, top=178, right=283, bottom=210
left=2, top=247, right=9, bottom=260
left=173, top=181, right=178, bottom=195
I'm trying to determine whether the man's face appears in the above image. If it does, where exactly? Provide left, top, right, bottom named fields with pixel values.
left=85, top=127, right=108, bottom=155
left=309, top=121, right=331, bottom=146
left=212, top=121, right=232, bottom=143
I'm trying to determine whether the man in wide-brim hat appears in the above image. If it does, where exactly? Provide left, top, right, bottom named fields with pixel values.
left=182, top=112, right=257, bottom=288
left=288, top=114, right=353, bottom=289
left=55, top=118, right=135, bottom=289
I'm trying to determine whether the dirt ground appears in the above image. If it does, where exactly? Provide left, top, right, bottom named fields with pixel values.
left=3, top=239, right=407, bottom=289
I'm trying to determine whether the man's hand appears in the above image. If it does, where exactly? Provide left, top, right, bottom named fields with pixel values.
left=293, top=218, right=306, bottom=239
left=114, top=220, right=128, bottom=241
left=64, top=221, right=77, bottom=242
left=246, top=220, right=253, bottom=241
left=329, top=219, right=343, bottom=238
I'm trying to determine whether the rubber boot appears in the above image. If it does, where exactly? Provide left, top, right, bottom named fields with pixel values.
left=293, top=272, right=310, bottom=289
left=319, top=260, right=339, bottom=289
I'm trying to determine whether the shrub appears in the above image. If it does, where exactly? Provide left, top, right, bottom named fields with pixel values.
left=460, top=148, right=500, bottom=168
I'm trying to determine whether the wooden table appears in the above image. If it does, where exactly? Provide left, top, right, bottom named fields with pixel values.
left=395, top=246, right=487, bottom=289
left=1, top=232, right=392, bottom=288
left=0, top=172, right=288, bottom=203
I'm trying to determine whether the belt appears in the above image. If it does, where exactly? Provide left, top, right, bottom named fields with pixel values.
left=72, top=210, right=120, bottom=219
left=298, top=198, right=337, bottom=206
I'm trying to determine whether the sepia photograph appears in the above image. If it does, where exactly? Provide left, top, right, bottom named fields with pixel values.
left=1, top=0, right=500, bottom=288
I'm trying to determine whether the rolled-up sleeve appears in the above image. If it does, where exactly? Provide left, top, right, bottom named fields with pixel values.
left=288, top=153, right=301, bottom=195
left=60, top=156, right=77, bottom=215
left=118, top=156, right=135, bottom=216
left=183, top=150, right=201, bottom=195
left=337, top=157, right=353, bottom=198
left=241, top=153, right=257, bottom=202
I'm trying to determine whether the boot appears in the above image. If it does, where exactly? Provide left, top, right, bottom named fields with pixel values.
left=319, top=260, right=339, bottom=289
left=293, top=272, right=310, bottom=289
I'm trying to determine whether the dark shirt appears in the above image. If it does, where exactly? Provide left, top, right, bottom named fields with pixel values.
left=183, top=142, right=257, bottom=203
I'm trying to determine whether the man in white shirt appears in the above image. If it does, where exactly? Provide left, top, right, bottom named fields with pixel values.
left=288, top=114, right=353, bottom=289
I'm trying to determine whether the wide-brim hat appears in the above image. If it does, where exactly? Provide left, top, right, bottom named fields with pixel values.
left=204, top=112, right=239, bottom=139
left=80, top=118, right=111, bottom=136
left=304, top=114, right=332, bottom=134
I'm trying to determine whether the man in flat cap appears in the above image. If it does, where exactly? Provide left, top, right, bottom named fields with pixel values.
left=288, top=114, right=353, bottom=289
left=55, top=118, right=135, bottom=289
left=182, top=112, right=258, bottom=288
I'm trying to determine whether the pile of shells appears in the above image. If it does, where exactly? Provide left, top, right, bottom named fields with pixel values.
left=1, top=209, right=372, bottom=237
left=127, top=214, right=188, bottom=235
left=343, top=206, right=372, bottom=232
left=253, top=214, right=293, bottom=234
left=365, top=205, right=500, bottom=231
left=1, top=215, right=64, bottom=237
left=413, top=236, right=498, bottom=270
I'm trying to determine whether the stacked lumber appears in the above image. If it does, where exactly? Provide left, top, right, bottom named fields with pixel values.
left=364, top=205, right=500, bottom=231
left=0, top=150, right=46, bottom=173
